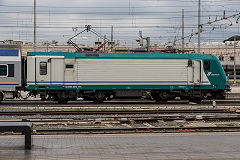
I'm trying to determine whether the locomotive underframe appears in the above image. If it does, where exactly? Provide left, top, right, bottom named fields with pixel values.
left=29, top=88, right=226, bottom=104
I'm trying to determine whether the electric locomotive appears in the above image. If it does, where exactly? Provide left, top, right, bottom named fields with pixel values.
left=24, top=50, right=228, bottom=103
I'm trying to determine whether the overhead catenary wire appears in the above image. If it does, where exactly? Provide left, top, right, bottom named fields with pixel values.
left=0, top=0, right=239, bottom=45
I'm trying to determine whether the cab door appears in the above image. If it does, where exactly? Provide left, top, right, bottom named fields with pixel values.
left=36, top=57, right=51, bottom=83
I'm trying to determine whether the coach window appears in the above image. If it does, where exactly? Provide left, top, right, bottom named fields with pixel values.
left=204, top=61, right=210, bottom=71
left=0, top=65, right=8, bottom=77
left=8, top=64, right=14, bottom=77
left=40, top=62, right=47, bottom=75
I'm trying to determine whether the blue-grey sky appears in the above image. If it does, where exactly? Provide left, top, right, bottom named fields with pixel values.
left=0, top=0, right=240, bottom=46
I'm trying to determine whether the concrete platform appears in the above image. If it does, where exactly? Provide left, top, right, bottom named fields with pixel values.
left=0, top=133, right=240, bottom=160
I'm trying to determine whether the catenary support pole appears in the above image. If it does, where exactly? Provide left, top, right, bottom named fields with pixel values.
left=111, top=26, right=113, bottom=50
left=182, top=9, right=184, bottom=53
left=198, top=0, right=201, bottom=54
left=34, top=0, right=36, bottom=52
left=234, top=35, right=237, bottom=83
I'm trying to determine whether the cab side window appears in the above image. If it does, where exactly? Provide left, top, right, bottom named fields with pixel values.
left=40, top=62, right=47, bottom=75
left=66, top=64, right=74, bottom=69
left=204, top=61, right=210, bottom=71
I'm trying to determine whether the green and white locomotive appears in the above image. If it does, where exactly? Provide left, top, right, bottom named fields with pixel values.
left=25, top=51, right=228, bottom=103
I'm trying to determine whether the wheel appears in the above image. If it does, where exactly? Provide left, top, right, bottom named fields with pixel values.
left=41, top=98, right=47, bottom=101
left=180, top=96, right=188, bottom=100
left=58, top=99, right=69, bottom=104
left=214, top=92, right=225, bottom=99
left=159, top=91, right=170, bottom=100
left=93, top=91, right=106, bottom=103
left=189, top=97, right=203, bottom=104
left=152, top=91, right=170, bottom=103
left=53, top=95, right=69, bottom=104
left=93, top=98, right=104, bottom=104
left=155, top=98, right=168, bottom=103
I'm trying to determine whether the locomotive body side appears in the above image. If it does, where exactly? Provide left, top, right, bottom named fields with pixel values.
left=26, top=52, right=227, bottom=103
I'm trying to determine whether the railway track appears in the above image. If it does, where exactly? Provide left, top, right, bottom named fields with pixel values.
left=1, top=99, right=240, bottom=107
left=2, top=114, right=240, bottom=122
left=1, top=109, right=240, bottom=134
left=0, top=109, right=237, bottom=116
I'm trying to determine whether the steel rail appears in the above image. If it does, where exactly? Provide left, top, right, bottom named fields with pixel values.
left=1, top=99, right=240, bottom=106
left=0, top=109, right=235, bottom=116
left=2, top=114, right=240, bottom=122
left=35, top=126, right=240, bottom=134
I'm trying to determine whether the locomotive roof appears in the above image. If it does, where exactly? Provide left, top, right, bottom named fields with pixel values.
left=27, top=51, right=216, bottom=60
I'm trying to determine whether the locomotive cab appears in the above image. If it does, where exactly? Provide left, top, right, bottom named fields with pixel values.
left=26, top=54, right=78, bottom=102
left=201, top=55, right=228, bottom=99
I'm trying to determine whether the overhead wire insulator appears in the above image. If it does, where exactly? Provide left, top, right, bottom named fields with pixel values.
left=212, top=26, right=215, bottom=31
left=86, top=25, right=91, bottom=32
left=224, top=19, right=233, bottom=26
left=189, top=29, right=194, bottom=42
left=236, top=16, right=240, bottom=24
left=200, top=25, right=203, bottom=32
left=208, top=16, right=211, bottom=24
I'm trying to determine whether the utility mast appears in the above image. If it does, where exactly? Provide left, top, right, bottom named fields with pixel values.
left=34, top=0, right=37, bottom=52
left=198, top=0, right=201, bottom=54
left=182, top=9, right=184, bottom=53
left=234, top=35, right=237, bottom=84
left=111, top=26, right=114, bottom=50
